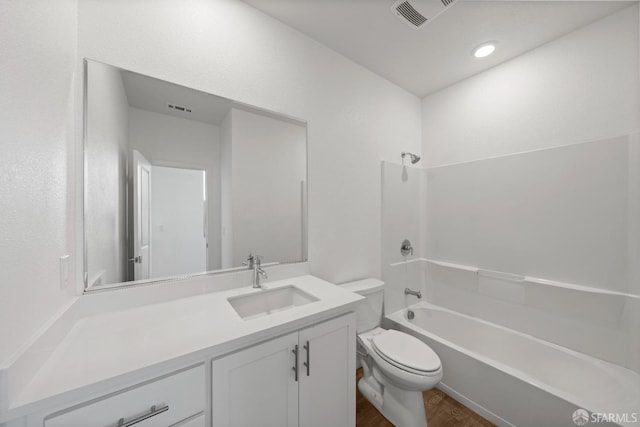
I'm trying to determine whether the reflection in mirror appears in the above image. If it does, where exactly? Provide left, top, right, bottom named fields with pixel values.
left=84, top=59, right=307, bottom=290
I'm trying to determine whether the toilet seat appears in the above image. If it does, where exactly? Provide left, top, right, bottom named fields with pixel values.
left=371, top=330, right=441, bottom=376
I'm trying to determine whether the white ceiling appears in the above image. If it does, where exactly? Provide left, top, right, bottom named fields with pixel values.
left=242, top=0, right=633, bottom=97
left=121, top=70, right=233, bottom=125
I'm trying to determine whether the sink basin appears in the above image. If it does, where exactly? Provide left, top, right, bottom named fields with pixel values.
left=227, top=285, right=319, bottom=320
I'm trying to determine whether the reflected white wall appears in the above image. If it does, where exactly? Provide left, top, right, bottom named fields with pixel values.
left=228, top=108, right=306, bottom=265
left=86, top=61, right=129, bottom=286
left=220, top=111, right=233, bottom=269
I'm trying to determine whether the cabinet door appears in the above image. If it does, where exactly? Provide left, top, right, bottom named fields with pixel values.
left=299, top=313, right=356, bottom=427
left=212, top=332, right=299, bottom=427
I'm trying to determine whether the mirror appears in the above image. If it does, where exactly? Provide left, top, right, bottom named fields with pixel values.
left=84, top=59, right=307, bottom=290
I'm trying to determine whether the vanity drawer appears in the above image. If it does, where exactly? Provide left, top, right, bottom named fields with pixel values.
left=170, top=413, right=205, bottom=427
left=44, top=364, right=205, bottom=427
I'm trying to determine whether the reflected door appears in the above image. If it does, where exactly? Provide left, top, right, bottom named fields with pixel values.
left=133, top=149, right=151, bottom=280
left=150, top=166, right=207, bottom=278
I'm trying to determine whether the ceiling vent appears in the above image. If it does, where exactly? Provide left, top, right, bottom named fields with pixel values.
left=167, top=103, right=192, bottom=113
left=391, top=0, right=457, bottom=29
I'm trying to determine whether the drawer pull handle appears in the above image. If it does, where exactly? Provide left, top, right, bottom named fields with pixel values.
left=116, top=404, right=169, bottom=427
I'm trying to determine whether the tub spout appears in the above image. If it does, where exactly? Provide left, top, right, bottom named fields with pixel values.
left=404, top=288, right=422, bottom=299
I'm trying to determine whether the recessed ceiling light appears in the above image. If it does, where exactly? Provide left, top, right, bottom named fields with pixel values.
left=473, top=42, right=496, bottom=58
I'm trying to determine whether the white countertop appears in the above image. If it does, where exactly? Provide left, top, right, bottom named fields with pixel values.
left=5, top=275, right=362, bottom=421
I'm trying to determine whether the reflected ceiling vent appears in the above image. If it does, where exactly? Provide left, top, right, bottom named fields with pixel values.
left=391, top=0, right=457, bottom=29
left=167, top=103, right=192, bottom=113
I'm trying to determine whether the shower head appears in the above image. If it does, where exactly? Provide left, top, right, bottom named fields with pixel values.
left=401, top=152, right=421, bottom=164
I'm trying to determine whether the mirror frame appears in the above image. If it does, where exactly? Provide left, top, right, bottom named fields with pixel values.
left=82, top=58, right=309, bottom=293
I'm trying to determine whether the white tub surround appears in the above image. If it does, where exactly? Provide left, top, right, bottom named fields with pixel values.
left=385, top=258, right=639, bottom=373
left=0, top=266, right=362, bottom=425
left=387, top=302, right=640, bottom=427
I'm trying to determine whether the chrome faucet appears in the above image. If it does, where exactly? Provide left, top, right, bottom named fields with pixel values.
left=244, top=253, right=268, bottom=288
left=404, top=288, right=422, bottom=299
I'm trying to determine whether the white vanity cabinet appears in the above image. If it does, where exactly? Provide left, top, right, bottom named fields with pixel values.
left=211, top=313, right=356, bottom=427
left=1, top=277, right=362, bottom=427
left=42, top=364, right=205, bottom=427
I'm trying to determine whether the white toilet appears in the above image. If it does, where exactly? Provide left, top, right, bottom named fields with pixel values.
left=343, top=279, right=443, bottom=427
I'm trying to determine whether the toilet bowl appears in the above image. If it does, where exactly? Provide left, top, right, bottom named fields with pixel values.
left=341, top=279, right=443, bottom=427
left=358, top=327, right=442, bottom=427
left=361, top=328, right=442, bottom=390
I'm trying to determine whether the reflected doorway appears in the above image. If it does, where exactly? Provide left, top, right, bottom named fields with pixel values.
left=130, top=160, right=208, bottom=281
left=150, top=165, right=208, bottom=279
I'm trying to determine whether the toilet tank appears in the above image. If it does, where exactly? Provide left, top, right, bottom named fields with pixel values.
left=340, top=279, right=385, bottom=333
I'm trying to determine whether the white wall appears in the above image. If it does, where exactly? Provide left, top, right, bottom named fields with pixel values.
left=85, top=61, right=130, bottom=286
left=128, top=107, right=221, bottom=270
left=0, top=0, right=78, bottom=366
left=78, top=0, right=422, bottom=285
left=422, top=4, right=640, bottom=167
left=229, top=108, right=306, bottom=266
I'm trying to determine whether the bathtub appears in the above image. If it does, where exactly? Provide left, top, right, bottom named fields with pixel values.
left=386, top=301, right=640, bottom=427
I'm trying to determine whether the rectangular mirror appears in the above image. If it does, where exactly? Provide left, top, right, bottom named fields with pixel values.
left=84, top=59, right=307, bottom=290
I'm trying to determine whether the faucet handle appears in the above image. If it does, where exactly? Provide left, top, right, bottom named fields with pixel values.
left=400, top=239, right=414, bottom=257
left=243, top=252, right=255, bottom=267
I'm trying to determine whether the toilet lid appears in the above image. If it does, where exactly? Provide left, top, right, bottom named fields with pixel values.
left=371, top=330, right=441, bottom=373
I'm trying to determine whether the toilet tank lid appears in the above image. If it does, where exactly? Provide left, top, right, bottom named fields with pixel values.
left=339, top=279, right=384, bottom=295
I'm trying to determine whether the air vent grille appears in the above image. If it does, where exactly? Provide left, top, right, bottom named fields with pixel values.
left=167, top=103, right=192, bottom=113
left=395, top=1, right=427, bottom=27
left=391, top=0, right=457, bottom=29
